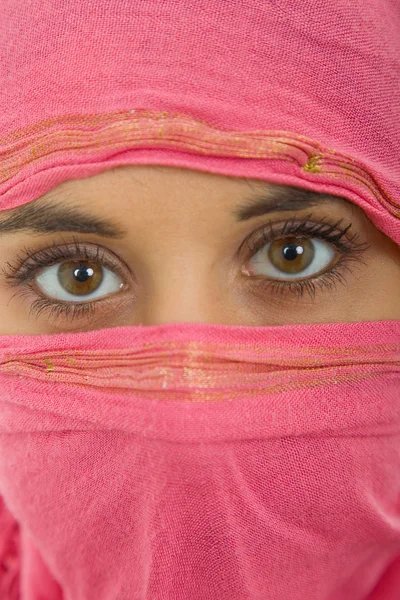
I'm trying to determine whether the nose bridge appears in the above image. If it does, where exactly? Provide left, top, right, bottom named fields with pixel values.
left=140, top=266, right=218, bottom=325
left=133, top=225, right=238, bottom=325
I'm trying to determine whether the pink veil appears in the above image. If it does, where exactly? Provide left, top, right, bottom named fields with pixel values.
left=0, top=1, right=399, bottom=598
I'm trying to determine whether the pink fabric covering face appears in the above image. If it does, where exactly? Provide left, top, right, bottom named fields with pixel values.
left=0, top=1, right=399, bottom=599
left=0, top=321, right=399, bottom=600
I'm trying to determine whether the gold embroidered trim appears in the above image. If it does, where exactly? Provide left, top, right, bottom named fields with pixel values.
left=0, top=341, right=398, bottom=401
left=0, top=109, right=398, bottom=218
left=2, top=339, right=397, bottom=362
left=0, top=360, right=392, bottom=402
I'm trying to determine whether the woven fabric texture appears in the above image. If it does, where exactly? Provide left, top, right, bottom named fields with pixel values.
left=0, top=1, right=399, bottom=599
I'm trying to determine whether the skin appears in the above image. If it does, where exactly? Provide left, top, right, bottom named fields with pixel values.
left=0, top=164, right=399, bottom=335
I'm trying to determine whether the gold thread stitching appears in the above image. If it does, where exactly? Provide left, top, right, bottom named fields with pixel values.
left=0, top=109, right=398, bottom=218
left=303, top=155, right=322, bottom=173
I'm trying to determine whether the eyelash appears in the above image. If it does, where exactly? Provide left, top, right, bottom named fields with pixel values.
left=242, top=214, right=369, bottom=299
left=1, top=235, right=128, bottom=322
left=1, top=216, right=369, bottom=322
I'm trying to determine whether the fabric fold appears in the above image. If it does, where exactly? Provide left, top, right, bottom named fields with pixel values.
left=0, top=321, right=399, bottom=599
left=0, top=0, right=399, bottom=597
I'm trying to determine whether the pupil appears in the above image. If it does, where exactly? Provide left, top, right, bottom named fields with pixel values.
left=74, top=265, right=94, bottom=282
left=282, top=243, right=303, bottom=261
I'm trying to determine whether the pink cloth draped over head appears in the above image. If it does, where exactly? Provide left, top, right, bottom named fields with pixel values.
left=0, top=1, right=399, bottom=599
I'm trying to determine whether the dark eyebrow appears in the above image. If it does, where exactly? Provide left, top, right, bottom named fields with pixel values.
left=0, top=184, right=340, bottom=237
left=234, top=185, right=337, bottom=221
left=0, top=198, right=127, bottom=238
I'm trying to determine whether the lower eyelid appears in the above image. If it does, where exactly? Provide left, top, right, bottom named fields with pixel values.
left=8, top=281, right=126, bottom=324
left=2, top=257, right=131, bottom=323
left=2, top=223, right=369, bottom=322
left=248, top=251, right=366, bottom=301
left=33, top=263, right=125, bottom=303
left=244, top=237, right=337, bottom=279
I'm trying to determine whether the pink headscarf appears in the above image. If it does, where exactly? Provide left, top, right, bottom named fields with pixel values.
left=0, top=1, right=399, bottom=599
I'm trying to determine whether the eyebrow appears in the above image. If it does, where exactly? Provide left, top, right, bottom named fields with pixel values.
left=0, top=185, right=338, bottom=237
left=0, top=198, right=127, bottom=238
left=234, top=185, right=334, bottom=221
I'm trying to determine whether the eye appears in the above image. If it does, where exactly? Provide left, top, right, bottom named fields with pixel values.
left=34, top=259, right=125, bottom=302
left=246, top=236, right=337, bottom=280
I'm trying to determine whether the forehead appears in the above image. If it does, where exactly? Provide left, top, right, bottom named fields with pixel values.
left=0, top=164, right=354, bottom=241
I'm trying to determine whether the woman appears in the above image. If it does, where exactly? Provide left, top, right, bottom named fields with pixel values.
left=0, top=1, right=399, bottom=599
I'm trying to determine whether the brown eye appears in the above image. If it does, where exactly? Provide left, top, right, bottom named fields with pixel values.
left=268, top=238, right=315, bottom=274
left=58, top=261, right=103, bottom=296
left=35, top=259, right=124, bottom=301
left=246, top=236, right=336, bottom=280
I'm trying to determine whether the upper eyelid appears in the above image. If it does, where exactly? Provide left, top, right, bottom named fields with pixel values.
left=240, top=216, right=363, bottom=256
left=0, top=217, right=370, bottom=322
left=1, top=238, right=130, bottom=286
left=2, top=216, right=368, bottom=284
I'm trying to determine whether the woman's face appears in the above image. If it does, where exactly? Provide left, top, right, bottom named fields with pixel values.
left=0, top=164, right=398, bottom=334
